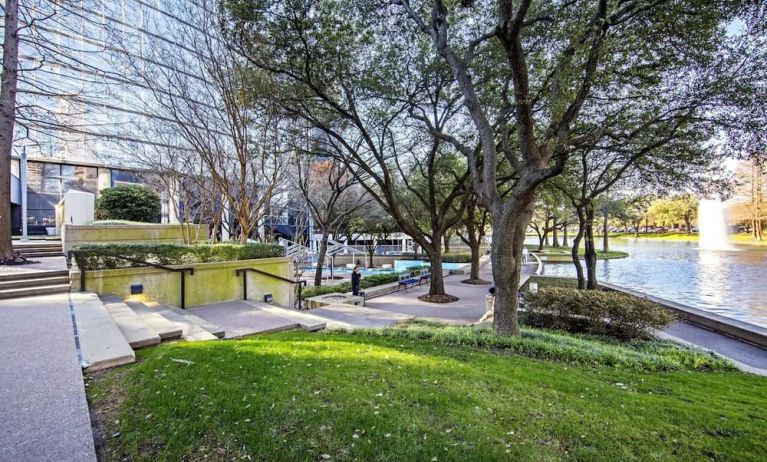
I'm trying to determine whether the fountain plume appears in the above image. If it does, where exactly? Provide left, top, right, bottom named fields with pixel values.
left=698, top=199, right=733, bottom=250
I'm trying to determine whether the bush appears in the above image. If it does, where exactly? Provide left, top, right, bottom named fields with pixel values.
left=441, top=253, right=472, bottom=263
left=525, top=288, right=675, bottom=341
left=95, top=185, right=161, bottom=223
left=72, top=242, right=284, bottom=270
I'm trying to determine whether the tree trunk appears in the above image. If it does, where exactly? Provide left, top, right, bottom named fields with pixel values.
left=238, top=214, right=250, bottom=243
left=543, top=229, right=550, bottom=247
left=314, top=234, right=329, bottom=286
left=491, top=201, right=534, bottom=336
left=368, top=249, right=374, bottom=268
left=552, top=218, right=560, bottom=247
left=443, top=234, right=451, bottom=253
left=584, top=203, right=599, bottom=289
left=426, top=250, right=446, bottom=296
left=469, top=236, right=481, bottom=280
left=572, top=207, right=586, bottom=290
left=537, top=232, right=545, bottom=251
left=0, top=0, right=20, bottom=261
left=562, top=224, right=569, bottom=247
left=602, top=211, right=609, bottom=252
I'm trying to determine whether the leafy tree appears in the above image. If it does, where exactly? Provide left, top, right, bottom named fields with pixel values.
left=225, top=0, right=763, bottom=333
left=647, top=194, right=699, bottom=232
left=95, top=185, right=161, bottom=223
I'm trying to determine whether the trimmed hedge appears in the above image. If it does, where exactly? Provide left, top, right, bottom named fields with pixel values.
left=72, top=243, right=284, bottom=270
left=525, top=287, right=675, bottom=341
left=441, top=253, right=472, bottom=263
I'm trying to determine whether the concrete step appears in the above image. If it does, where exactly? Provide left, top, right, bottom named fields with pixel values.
left=70, top=292, right=135, bottom=372
left=99, top=296, right=161, bottom=349
left=141, top=301, right=219, bottom=342
left=0, top=276, right=70, bottom=290
left=19, top=251, right=64, bottom=258
left=156, top=304, right=225, bottom=338
left=122, top=300, right=183, bottom=341
left=189, top=300, right=301, bottom=339
left=243, top=300, right=328, bottom=331
left=0, top=284, right=70, bottom=300
left=0, top=269, right=69, bottom=283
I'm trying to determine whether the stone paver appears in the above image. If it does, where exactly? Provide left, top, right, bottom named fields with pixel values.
left=0, top=294, right=97, bottom=462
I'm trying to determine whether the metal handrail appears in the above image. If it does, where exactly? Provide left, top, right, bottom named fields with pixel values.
left=69, top=250, right=195, bottom=308
left=235, top=267, right=307, bottom=310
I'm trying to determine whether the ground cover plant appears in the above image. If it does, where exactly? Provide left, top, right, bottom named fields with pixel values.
left=72, top=242, right=284, bottom=270
left=525, top=288, right=675, bottom=340
left=87, top=326, right=765, bottom=462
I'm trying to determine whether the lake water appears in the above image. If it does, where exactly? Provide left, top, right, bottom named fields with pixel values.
left=537, top=238, right=767, bottom=328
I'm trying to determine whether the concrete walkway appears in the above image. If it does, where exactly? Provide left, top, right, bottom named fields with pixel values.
left=661, top=322, right=767, bottom=375
left=365, top=263, right=533, bottom=325
left=0, top=293, right=96, bottom=462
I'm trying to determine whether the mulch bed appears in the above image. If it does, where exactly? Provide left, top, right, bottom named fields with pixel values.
left=418, top=294, right=460, bottom=303
left=461, top=278, right=491, bottom=285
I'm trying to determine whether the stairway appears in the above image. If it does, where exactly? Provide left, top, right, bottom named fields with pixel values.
left=0, top=270, right=70, bottom=299
left=66, top=293, right=228, bottom=372
left=12, top=241, right=63, bottom=259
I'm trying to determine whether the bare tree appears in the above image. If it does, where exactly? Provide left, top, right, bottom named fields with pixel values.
left=294, top=155, right=369, bottom=286
left=111, top=2, right=289, bottom=243
left=2, top=0, right=111, bottom=262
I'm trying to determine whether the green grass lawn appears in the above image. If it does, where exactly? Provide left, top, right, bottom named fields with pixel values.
left=87, top=325, right=766, bottom=461
left=611, top=232, right=767, bottom=246
left=525, top=244, right=628, bottom=261
left=521, top=275, right=578, bottom=291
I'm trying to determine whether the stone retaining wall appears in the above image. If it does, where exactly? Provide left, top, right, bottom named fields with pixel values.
left=70, top=257, right=292, bottom=308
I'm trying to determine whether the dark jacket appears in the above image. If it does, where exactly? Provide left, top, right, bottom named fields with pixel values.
left=351, top=270, right=361, bottom=286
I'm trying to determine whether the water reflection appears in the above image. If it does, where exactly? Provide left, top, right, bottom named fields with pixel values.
left=538, top=238, right=767, bottom=328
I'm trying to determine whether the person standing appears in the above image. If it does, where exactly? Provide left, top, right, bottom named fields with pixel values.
left=522, top=247, right=530, bottom=265
left=351, top=265, right=362, bottom=296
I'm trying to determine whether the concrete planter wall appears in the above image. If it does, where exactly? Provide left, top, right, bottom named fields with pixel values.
left=70, top=257, right=292, bottom=308
left=62, top=223, right=208, bottom=252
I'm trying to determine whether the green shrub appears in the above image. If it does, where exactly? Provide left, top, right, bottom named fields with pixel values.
left=300, top=267, right=430, bottom=299
left=72, top=242, right=284, bottom=270
left=95, top=185, right=161, bottom=223
left=441, top=253, right=472, bottom=263
left=301, top=283, right=353, bottom=299
left=525, top=288, right=675, bottom=341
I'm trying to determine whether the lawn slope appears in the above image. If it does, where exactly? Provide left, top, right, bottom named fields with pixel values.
left=88, top=329, right=766, bottom=462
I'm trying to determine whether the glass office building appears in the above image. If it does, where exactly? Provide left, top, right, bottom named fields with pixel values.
left=6, top=1, right=195, bottom=235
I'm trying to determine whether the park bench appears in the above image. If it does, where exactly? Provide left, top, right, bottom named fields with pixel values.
left=418, top=268, right=431, bottom=285
left=398, top=272, right=419, bottom=292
